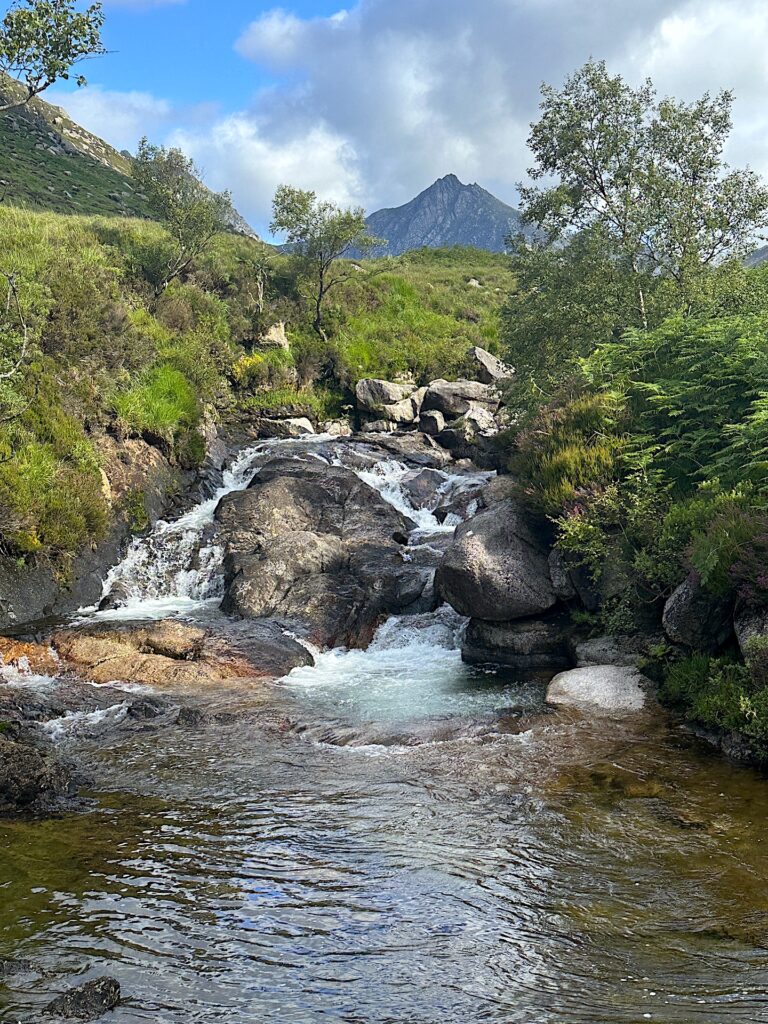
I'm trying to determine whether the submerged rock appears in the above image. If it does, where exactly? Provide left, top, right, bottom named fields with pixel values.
left=435, top=498, right=556, bottom=621
left=546, top=665, right=649, bottom=713
left=662, top=575, right=734, bottom=652
left=0, top=734, right=72, bottom=814
left=45, top=976, right=120, bottom=1020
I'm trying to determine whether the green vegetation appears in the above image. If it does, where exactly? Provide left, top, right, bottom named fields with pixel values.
left=502, top=61, right=768, bottom=756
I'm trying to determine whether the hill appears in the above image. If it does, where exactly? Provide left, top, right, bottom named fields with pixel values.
left=361, top=174, right=535, bottom=257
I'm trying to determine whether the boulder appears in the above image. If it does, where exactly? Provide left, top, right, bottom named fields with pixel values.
left=422, top=379, right=500, bottom=419
left=360, top=419, right=398, bottom=434
left=45, top=977, right=121, bottom=1020
left=435, top=498, right=557, bottom=621
left=546, top=665, right=649, bottom=713
left=572, top=634, right=653, bottom=668
left=258, top=417, right=315, bottom=439
left=321, top=419, right=353, bottom=437
left=466, top=346, right=512, bottom=385
left=734, top=605, right=768, bottom=660
left=548, top=548, right=576, bottom=601
left=259, top=321, right=289, bottom=349
left=355, top=379, right=415, bottom=413
left=462, top=616, right=571, bottom=672
left=0, top=735, right=72, bottom=814
left=400, top=468, right=446, bottom=510
left=419, top=410, right=445, bottom=436
left=662, top=575, right=734, bottom=651
left=217, top=457, right=428, bottom=647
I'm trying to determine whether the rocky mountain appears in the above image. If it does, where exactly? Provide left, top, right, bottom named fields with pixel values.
left=361, top=174, right=535, bottom=257
left=0, top=73, right=256, bottom=235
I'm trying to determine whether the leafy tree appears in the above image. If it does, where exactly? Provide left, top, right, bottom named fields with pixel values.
left=0, top=0, right=105, bottom=113
left=133, top=138, right=233, bottom=298
left=270, top=185, right=380, bottom=340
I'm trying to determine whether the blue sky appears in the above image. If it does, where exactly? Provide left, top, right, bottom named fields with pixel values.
left=39, top=0, right=768, bottom=236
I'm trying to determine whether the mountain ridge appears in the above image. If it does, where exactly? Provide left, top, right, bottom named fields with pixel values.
left=360, top=173, right=535, bottom=257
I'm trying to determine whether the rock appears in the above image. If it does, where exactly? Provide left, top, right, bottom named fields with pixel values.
left=0, top=735, right=72, bottom=814
left=466, top=346, right=512, bottom=385
left=462, top=616, right=571, bottom=672
left=400, top=468, right=446, bottom=509
left=360, top=418, right=398, bottom=434
left=422, top=379, right=500, bottom=419
left=259, top=321, right=289, bottom=349
left=547, top=666, right=649, bottom=712
left=52, top=619, right=312, bottom=687
left=662, top=575, right=734, bottom=652
left=467, top=278, right=482, bottom=288
left=419, top=409, right=445, bottom=436
left=321, top=419, right=353, bottom=437
left=258, top=417, right=314, bottom=439
left=572, top=635, right=650, bottom=668
left=435, top=498, right=557, bottom=620
left=734, top=605, right=768, bottom=659
left=548, top=549, right=576, bottom=601
left=355, top=379, right=415, bottom=413
left=45, top=977, right=121, bottom=1020
left=0, top=637, right=60, bottom=676
left=217, top=456, right=428, bottom=647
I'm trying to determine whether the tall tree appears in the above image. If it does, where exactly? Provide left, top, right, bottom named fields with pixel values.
left=270, top=185, right=379, bottom=340
left=0, top=0, right=105, bottom=113
left=133, top=138, right=233, bottom=298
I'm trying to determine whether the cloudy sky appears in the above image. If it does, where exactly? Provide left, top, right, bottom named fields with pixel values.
left=43, top=0, right=768, bottom=235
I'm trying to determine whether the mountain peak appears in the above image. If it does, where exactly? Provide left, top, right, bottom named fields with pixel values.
left=360, top=175, right=535, bottom=257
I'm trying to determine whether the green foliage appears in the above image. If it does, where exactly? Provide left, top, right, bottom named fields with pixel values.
left=122, top=488, right=148, bottom=534
left=0, top=0, right=105, bottom=110
left=113, top=365, right=197, bottom=438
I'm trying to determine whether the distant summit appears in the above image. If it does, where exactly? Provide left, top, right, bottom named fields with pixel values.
left=361, top=174, right=535, bottom=257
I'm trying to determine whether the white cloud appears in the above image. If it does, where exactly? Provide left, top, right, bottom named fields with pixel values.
left=46, top=86, right=174, bottom=153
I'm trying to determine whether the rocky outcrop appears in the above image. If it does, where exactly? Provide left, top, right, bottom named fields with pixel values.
left=435, top=498, right=556, bottom=621
left=546, top=666, right=650, bottom=713
left=45, top=976, right=121, bottom=1020
left=421, top=378, right=500, bottom=419
left=217, top=456, right=430, bottom=647
left=662, top=575, right=734, bottom=651
left=462, top=615, right=571, bottom=672
left=466, top=346, right=512, bottom=385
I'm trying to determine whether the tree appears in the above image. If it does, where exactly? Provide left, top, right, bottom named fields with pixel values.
left=521, top=61, right=768, bottom=312
left=133, top=138, right=233, bottom=298
left=0, top=0, right=105, bottom=113
left=270, top=185, right=380, bottom=340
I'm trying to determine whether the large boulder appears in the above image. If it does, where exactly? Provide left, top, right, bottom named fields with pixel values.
left=662, top=574, right=734, bottom=652
left=419, top=410, right=445, bottom=436
left=435, top=498, right=557, bottom=621
left=217, top=456, right=429, bottom=647
left=462, top=615, right=571, bottom=673
left=422, top=379, right=500, bottom=419
left=466, top=346, right=512, bottom=385
left=258, top=417, right=314, bottom=439
left=547, top=666, right=650, bottom=713
left=355, top=379, right=415, bottom=413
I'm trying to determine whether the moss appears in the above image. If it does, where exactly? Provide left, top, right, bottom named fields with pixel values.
left=123, top=489, right=149, bottom=535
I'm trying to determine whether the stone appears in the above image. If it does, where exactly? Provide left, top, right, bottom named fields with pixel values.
left=735, top=605, right=768, bottom=660
left=548, top=548, right=576, bottom=601
left=572, top=635, right=650, bottom=668
left=355, top=379, right=415, bottom=413
left=466, top=346, right=512, bottom=385
left=662, top=574, right=734, bottom=651
left=258, top=417, right=314, bottom=439
left=217, top=456, right=428, bottom=648
left=321, top=419, right=353, bottom=437
left=259, top=321, right=289, bottom=349
left=360, top=419, right=398, bottom=433
left=546, top=666, right=649, bottom=712
left=400, top=468, right=446, bottom=509
left=45, top=977, right=121, bottom=1020
left=0, top=735, right=72, bottom=814
left=419, top=409, right=445, bottom=436
left=422, top=378, right=500, bottom=419
left=462, top=616, right=571, bottom=672
left=0, top=637, right=60, bottom=676
left=435, top=498, right=557, bottom=621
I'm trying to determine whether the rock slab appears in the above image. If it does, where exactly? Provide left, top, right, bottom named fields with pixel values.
left=546, top=666, right=649, bottom=713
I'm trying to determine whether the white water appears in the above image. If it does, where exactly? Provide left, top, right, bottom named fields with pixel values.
left=0, top=654, right=58, bottom=690
left=89, top=445, right=266, bottom=620
left=43, top=702, right=130, bottom=742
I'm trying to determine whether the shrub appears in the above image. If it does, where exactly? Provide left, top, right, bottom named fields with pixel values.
left=113, top=365, right=198, bottom=437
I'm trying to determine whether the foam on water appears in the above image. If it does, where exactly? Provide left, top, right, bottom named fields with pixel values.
left=43, top=702, right=130, bottom=742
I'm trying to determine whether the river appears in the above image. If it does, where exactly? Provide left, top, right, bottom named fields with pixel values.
left=2, top=437, right=768, bottom=1023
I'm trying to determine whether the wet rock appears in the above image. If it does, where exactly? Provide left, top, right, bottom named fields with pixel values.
left=401, top=468, right=446, bottom=509
left=0, top=636, right=60, bottom=675
left=435, top=498, right=557, bottom=621
left=662, top=574, right=734, bottom=652
left=45, top=976, right=120, bottom=1020
left=466, top=345, right=512, bottom=385
left=419, top=409, right=445, bottom=436
left=217, top=456, right=428, bottom=647
left=258, top=417, right=315, bottom=439
left=0, top=734, right=72, bottom=814
left=422, top=378, right=500, bottom=419
left=462, top=616, right=572, bottom=672
left=546, top=665, right=650, bottom=713
left=355, top=379, right=415, bottom=412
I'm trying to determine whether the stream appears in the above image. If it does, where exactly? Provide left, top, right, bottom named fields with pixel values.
left=2, top=437, right=768, bottom=1023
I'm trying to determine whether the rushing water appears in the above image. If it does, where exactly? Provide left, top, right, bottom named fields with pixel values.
left=3, top=438, right=768, bottom=1023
